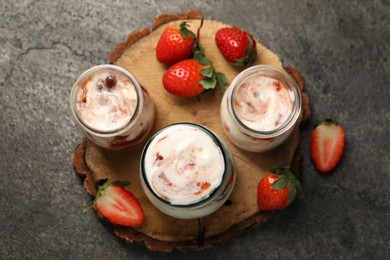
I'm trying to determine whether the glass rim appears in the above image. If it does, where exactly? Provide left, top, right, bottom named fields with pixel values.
left=69, top=64, right=143, bottom=136
left=140, top=122, right=229, bottom=208
left=228, top=65, right=302, bottom=137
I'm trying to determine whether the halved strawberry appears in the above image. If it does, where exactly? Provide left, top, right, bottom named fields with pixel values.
left=257, top=166, right=301, bottom=211
left=93, top=180, right=144, bottom=227
left=310, top=118, right=345, bottom=173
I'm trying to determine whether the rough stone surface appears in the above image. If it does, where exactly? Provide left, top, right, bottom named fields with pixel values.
left=0, top=0, right=389, bottom=259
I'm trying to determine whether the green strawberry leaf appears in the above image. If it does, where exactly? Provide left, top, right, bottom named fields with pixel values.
left=200, top=66, right=215, bottom=77
left=179, top=22, right=196, bottom=39
left=194, top=43, right=206, bottom=55
left=287, top=180, right=298, bottom=205
left=232, top=60, right=245, bottom=67
left=216, top=72, right=227, bottom=93
left=200, top=76, right=217, bottom=90
left=295, top=179, right=303, bottom=198
left=271, top=176, right=289, bottom=190
left=247, top=35, right=254, bottom=49
left=194, top=50, right=211, bottom=65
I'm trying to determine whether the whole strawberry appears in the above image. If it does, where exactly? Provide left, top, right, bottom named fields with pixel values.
left=215, top=27, right=257, bottom=66
left=163, top=59, right=204, bottom=97
left=310, top=118, right=345, bottom=173
left=156, top=22, right=195, bottom=65
left=257, top=166, right=301, bottom=211
left=93, top=180, right=144, bottom=227
left=162, top=38, right=227, bottom=98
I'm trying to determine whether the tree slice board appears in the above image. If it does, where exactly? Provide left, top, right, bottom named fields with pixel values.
left=71, top=10, right=311, bottom=252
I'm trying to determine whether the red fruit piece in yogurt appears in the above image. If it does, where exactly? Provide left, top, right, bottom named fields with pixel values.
left=156, top=153, right=164, bottom=161
left=195, top=182, right=211, bottom=195
left=273, top=80, right=282, bottom=91
left=105, top=74, right=117, bottom=88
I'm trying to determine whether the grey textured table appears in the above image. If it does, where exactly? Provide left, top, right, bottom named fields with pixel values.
left=1, top=1, right=389, bottom=259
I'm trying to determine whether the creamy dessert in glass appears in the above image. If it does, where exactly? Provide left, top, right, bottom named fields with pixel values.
left=220, top=65, right=302, bottom=152
left=140, top=123, right=236, bottom=219
left=70, top=64, right=155, bottom=150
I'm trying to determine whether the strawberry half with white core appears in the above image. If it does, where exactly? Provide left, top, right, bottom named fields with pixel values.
left=93, top=180, right=144, bottom=227
left=310, top=118, right=346, bottom=173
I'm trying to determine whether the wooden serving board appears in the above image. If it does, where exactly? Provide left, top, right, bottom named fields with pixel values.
left=72, top=10, right=311, bottom=252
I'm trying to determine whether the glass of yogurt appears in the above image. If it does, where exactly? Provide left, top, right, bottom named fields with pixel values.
left=221, top=65, right=302, bottom=152
left=70, top=65, right=155, bottom=150
left=140, top=123, right=236, bottom=219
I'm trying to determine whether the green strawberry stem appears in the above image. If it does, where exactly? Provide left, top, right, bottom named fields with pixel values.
left=94, top=179, right=130, bottom=198
left=83, top=202, right=93, bottom=214
left=196, top=18, right=204, bottom=41
left=316, top=117, right=340, bottom=127
left=82, top=179, right=131, bottom=214
left=179, top=22, right=196, bottom=40
left=192, top=19, right=227, bottom=92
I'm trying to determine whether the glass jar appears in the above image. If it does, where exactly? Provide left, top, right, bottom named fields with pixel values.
left=220, top=65, right=302, bottom=152
left=70, top=64, right=155, bottom=150
left=140, top=123, right=236, bottom=219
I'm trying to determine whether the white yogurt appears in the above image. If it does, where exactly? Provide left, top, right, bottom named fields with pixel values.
left=75, top=71, right=137, bottom=131
left=140, top=123, right=236, bottom=219
left=70, top=65, right=155, bottom=150
left=233, top=75, right=294, bottom=131
left=220, top=65, right=302, bottom=152
left=143, top=124, right=224, bottom=205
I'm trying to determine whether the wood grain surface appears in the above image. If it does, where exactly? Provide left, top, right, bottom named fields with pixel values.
left=72, top=10, right=311, bottom=252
